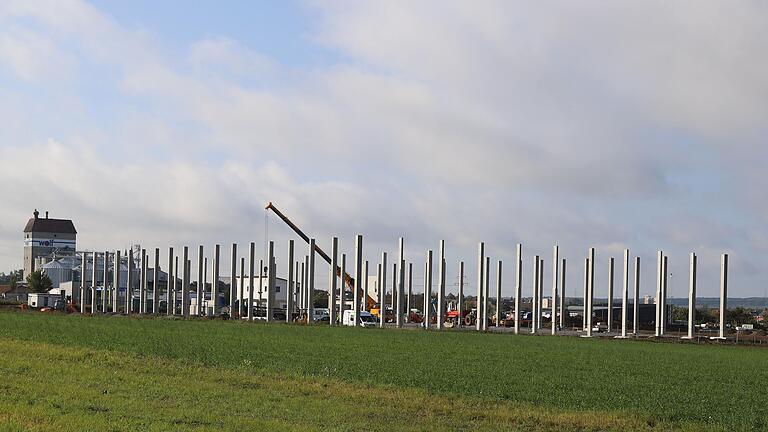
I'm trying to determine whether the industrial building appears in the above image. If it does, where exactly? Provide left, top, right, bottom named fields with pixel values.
left=23, top=210, right=77, bottom=278
left=231, top=275, right=291, bottom=312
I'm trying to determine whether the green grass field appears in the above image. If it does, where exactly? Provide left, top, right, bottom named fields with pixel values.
left=0, top=311, right=764, bottom=431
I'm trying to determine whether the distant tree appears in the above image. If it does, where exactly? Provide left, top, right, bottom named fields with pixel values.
left=726, top=307, right=755, bottom=327
left=696, top=307, right=719, bottom=324
left=26, top=270, right=52, bottom=293
left=9, top=272, right=17, bottom=290
left=0, top=271, right=18, bottom=285
left=312, top=290, right=328, bottom=308
left=671, top=306, right=688, bottom=321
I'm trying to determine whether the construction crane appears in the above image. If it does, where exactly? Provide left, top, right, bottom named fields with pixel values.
left=265, top=202, right=376, bottom=311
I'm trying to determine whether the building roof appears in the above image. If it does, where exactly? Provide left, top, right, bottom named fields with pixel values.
left=0, top=284, right=28, bottom=294
left=23, top=210, right=76, bottom=234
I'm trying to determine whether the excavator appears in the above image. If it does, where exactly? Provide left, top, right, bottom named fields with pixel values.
left=265, top=202, right=377, bottom=314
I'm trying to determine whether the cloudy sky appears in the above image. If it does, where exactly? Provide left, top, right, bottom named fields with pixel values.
left=1, top=0, right=766, bottom=298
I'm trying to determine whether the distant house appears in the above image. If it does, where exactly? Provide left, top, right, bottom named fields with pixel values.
left=28, top=292, right=64, bottom=309
left=231, top=275, right=291, bottom=311
left=0, top=283, right=29, bottom=302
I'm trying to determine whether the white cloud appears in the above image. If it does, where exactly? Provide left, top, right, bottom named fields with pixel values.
left=0, top=26, right=76, bottom=81
left=0, top=0, right=766, bottom=296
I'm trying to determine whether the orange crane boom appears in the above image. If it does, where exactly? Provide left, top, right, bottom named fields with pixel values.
left=265, top=202, right=376, bottom=310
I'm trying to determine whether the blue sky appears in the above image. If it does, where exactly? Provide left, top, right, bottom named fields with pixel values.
left=0, top=0, right=767, bottom=299
left=89, top=0, right=331, bottom=67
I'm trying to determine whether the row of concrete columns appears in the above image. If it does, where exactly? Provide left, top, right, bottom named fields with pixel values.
left=71, top=239, right=732, bottom=339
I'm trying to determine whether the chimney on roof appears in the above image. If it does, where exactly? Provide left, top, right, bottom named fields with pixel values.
left=33, top=209, right=39, bottom=219
left=45, top=211, right=48, bottom=219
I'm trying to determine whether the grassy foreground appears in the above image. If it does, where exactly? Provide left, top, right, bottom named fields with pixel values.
left=0, top=311, right=765, bottom=431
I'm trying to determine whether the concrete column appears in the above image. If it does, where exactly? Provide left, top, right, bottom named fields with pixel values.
left=661, top=255, right=669, bottom=335
left=293, top=260, right=299, bottom=320
left=484, top=256, right=490, bottom=331
left=364, top=260, right=370, bottom=312
left=607, top=257, right=614, bottom=332
left=425, top=250, right=431, bottom=330
left=306, top=240, right=314, bottom=323
left=299, top=260, right=304, bottom=313
left=496, top=260, right=503, bottom=328
left=353, top=235, right=362, bottom=323
left=167, top=247, right=174, bottom=316
left=197, top=246, right=204, bottom=316
left=375, top=262, right=381, bottom=325
left=559, top=258, right=566, bottom=330
left=532, top=255, right=539, bottom=334
left=421, top=260, right=427, bottom=329
left=339, top=254, right=346, bottom=318
left=407, top=262, right=413, bottom=322
left=265, top=242, right=274, bottom=322
left=655, top=251, right=662, bottom=337
left=258, top=258, right=264, bottom=318
left=437, top=240, right=445, bottom=330
left=102, top=251, right=109, bottom=313
left=380, top=252, right=388, bottom=328
left=458, top=261, right=465, bottom=328
left=684, top=252, right=697, bottom=339
left=230, top=244, right=237, bottom=317
left=187, top=259, right=193, bottom=316
left=288, top=240, right=295, bottom=323
left=174, top=256, right=179, bottom=315
left=582, top=257, right=588, bottom=331
left=152, top=248, right=159, bottom=314
left=551, top=246, right=559, bottom=335
left=92, top=252, right=99, bottom=314
left=620, top=250, right=629, bottom=338
left=126, top=250, right=133, bottom=314
left=392, top=262, right=398, bottom=319
left=514, top=244, right=522, bottom=335
left=239, top=257, right=245, bottom=317
left=328, top=238, right=336, bottom=325
left=397, top=238, right=405, bottom=328
left=248, top=242, right=255, bottom=320
left=585, top=248, right=595, bottom=337
left=299, top=260, right=305, bottom=312
left=140, top=249, right=147, bottom=315
left=633, top=256, right=640, bottom=335
left=392, top=262, right=398, bottom=325
left=113, top=250, right=121, bottom=313
left=182, top=247, right=189, bottom=318
left=476, top=242, right=484, bottom=331
left=537, top=258, right=544, bottom=331
left=717, top=253, right=728, bottom=340
left=212, top=244, right=220, bottom=315
left=79, top=252, right=86, bottom=313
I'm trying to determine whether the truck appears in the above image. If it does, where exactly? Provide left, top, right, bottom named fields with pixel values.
left=342, top=310, right=377, bottom=327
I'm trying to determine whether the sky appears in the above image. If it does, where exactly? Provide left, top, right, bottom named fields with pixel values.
left=1, top=0, right=767, bottom=299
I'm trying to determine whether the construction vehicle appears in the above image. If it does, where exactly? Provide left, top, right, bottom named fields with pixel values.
left=370, top=305, right=395, bottom=322
left=408, top=309, right=423, bottom=323
left=445, top=301, right=471, bottom=326
left=265, top=202, right=377, bottom=311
